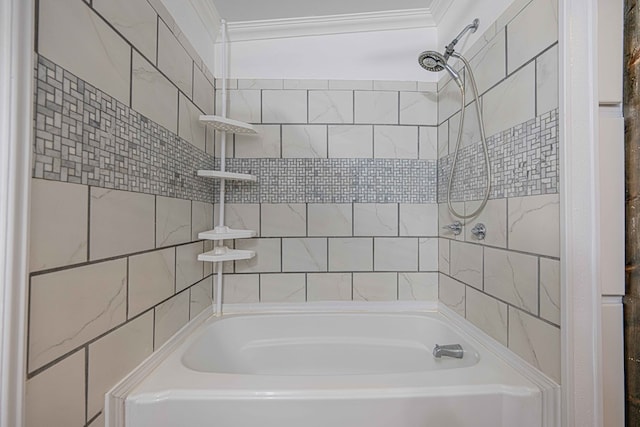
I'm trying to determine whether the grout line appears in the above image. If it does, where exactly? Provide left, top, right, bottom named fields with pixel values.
left=34, top=0, right=40, bottom=53
left=84, top=346, right=89, bottom=424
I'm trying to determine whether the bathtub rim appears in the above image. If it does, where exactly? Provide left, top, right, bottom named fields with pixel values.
left=105, top=301, right=560, bottom=427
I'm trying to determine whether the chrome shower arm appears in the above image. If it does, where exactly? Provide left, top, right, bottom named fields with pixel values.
left=445, top=18, right=480, bottom=57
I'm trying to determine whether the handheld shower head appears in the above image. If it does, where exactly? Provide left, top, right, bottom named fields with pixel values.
left=418, top=50, right=463, bottom=88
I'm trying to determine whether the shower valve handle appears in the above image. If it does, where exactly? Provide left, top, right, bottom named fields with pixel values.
left=471, top=223, right=486, bottom=240
left=442, top=221, right=462, bottom=236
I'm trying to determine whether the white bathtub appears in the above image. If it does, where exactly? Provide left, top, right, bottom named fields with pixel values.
left=113, top=305, right=559, bottom=427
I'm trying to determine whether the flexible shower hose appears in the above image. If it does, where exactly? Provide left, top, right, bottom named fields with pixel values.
left=446, top=53, right=492, bottom=219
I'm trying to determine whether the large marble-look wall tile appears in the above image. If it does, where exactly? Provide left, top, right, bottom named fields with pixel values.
left=261, top=203, right=306, bottom=237
left=438, top=77, right=462, bottom=124
left=398, top=272, right=438, bottom=301
left=419, top=126, right=438, bottom=160
left=328, top=238, right=373, bottom=272
left=468, top=29, right=507, bottom=96
left=132, top=51, right=178, bottom=133
left=191, top=201, right=214, bottom=241
left=262, top=90, right=308, bottom=123
left=154, top=291, right=190, bottom=348
left=439, top=273, right=466, bottom=317
left=29, top=259, right=127, bottom=371
left=29, top=179, right=87, bottom=272
left=373, top=126, right=418, bottom=159
left=178, top=93, right=206, bottom=152
left=374, top=238, right=418, bottom=271
left=437, top=121, right=449, bottom=158
left=354, top=203, right=398, bottom=236
left=355, top=91, right=399, bottom=124
left=235, top=125, right=281, bottom=158
left=39, top=0, right=131, bottom=105
left=540, top=257, right=560, bottom=325
left=93, top=0, right=157, bottom=62
left=260, top=274, right=306, bottom=302
left=327, top=125, right=373, bottom=158
left=156, top=196, right=191, bottom=247
left=438, top=238, right=450, bottom=274
left=193, top=65, right=215, bottom=115
left=282, top=125, right=328, bottom=158
left=238, top=79, right=283, bottom=90
left=465, top=198, right=507, bottom=247
left=399, top=92, right=437, bottom=126
left=157, top=20, right=193, bottom=95
left=223, top=274, right=260, bottom=303
left=87, top=311, right=153, bottom=418
left=448, top=101, right=481, bottom=148
left=235, top=238, right=281, bottom=273
left=282, top=238, right=328, bottom=272
left=307, top=273, right=352, bottom=301
left=507, top=0, right=558, bottom=73
left=508, top=307, right=561, bottom=382
left=176, top=242, right=204, bottom=291
left=508, top=193, right=560, bottom=257
left=484, top=247, right=538, bottom=313
left=353, top=273, right=397, bottom=301
left=25, top=349, right=85, bottom=427
left=450, top=241, right=483, bottom=289
left=219, top=204, right=260, bottom=236
left=285, top=80, right=329, bottom=90
left=308, top=203, right=352, bottom=236
left=128, top=248, right=175, bottom=318
left=308, top=91, right=353, bottom=123
left=216, top=90, right=261, bottom=123
left=90, top=188, right=155, bottom=260
left=482, top=62, right=536, bottom=137
left=400, top=203, right=438, bottom=236
left=190, top=276, right=213, bottom=319
left=419, top=238, right=438, bottom=271
left=536, top=44, right=559, bottom=114
left=465, top=287, right=508, bottom=345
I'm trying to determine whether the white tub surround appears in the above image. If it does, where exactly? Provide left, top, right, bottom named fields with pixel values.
left=107, top=303, right=559, bottom=427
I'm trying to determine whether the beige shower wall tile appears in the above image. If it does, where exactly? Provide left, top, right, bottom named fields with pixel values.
left=508, top=307, right=561, bottom=383
left=262, top=90, right=307, bottom=123
left=128, top=247, right=175, bottom=318
left=157, top=19, right=192, bottom=95
left=485, top=247, right=538, bottom=314
left=399, top=92, right=438, bottom=126
left=192, top=201, right=214, bottom=241
left=235, top=125, right=281, bottom=158
left=373, top=126, right=418, bottom=159
left=217, top=203, right=260, bottom=236
left=176, top=242, right=204, bottom=292
left=154, top=291, right=190, bottom=348
left=354, top=203, right=398, bottom=236
left=190, top=276, right=213, bottom=318
left=309, top=90, right=353, bottom=123
left=419, top=126, right=438, bottom=160
left=374, top=238, right=418, bottom=272
left=93, top=0, right=157, bottom=62
left=260, top=274, right=306, bottom=302
left=235, top=238, right=281, bottom=273
left=464, top=198, right=507, bottom=248
left=39, top=0, right=131, bottom=105
left=328, top=238, right=373, bottom=272
left=398, top=272, right=438, bottom=301
left=25, top=349, right=85, bottom=427
left=156, top=196, right=191, bottom=247
left=87, top=311, right=153, bottom=418
left=328, top=125, right=373, bottom=158
left=507, top=0, right=558, bottom=73
left=132, top=51, right=178, bottom=133
left=355, top=91, right=398, bottom=124
left=466, top=287, right=508, bottom=346
left=508, top=194, right=560, bottom=257
left=223, top=274, right=259, bottom=303
left=216, top=90, right=261, bottom=123
left=261, top=203, right=306, bottom=237
left=307, top=273, right=352, bottom=301
left=450, top=241, right=483, bottom=289
left=353, top=273, right=397, bottom=301
left=419, top=238, right=438, bottom=272
left=90, top=187, right=155, bottom=260
left=282, top=238, right=327, bottom=272
left=282, top=125, right=328, bottom=158
left=193, top=65, right=215, bottom=114
left=400, top=203, right=438, bottom=236
left=439, top=273, right=466, bottom=317
left=29, top=179, right=87, bottom=272
left=178, top=93, right=206, bottom=152
left=308, top=203, right=352, bottom=236
left=29, top=259, right=127, bottom=372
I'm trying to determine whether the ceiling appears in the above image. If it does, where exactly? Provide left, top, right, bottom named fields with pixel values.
left=213, top=0, right=435, bottom=22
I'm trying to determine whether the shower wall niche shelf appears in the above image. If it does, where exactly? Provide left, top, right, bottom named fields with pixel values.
left=197, top=170, right=257, bottom=182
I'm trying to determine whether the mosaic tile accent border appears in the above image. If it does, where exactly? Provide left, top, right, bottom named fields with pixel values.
left=33, top=55, right=217, bottom=203
left=438, top=109, right=559, bottom=202
left=218, top=158, right=437, bottom=203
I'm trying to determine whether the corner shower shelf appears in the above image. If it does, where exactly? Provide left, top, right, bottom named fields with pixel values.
left=198, top=226, right=256, bottom=241
left=197, top=170, right=257, bottom=182
left=197, top=246, right=255, bottom=263
left=199, top=115, right=256, bottom=134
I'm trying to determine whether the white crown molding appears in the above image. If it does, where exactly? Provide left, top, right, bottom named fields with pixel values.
left=429, top=0, right=454, bottom=24
left=187, top=0, right=223, bottom=43
left=226, top=8, right=435, bottom=42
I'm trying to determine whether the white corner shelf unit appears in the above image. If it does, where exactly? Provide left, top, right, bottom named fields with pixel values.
left=196, top=20, right=258, bottom=317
